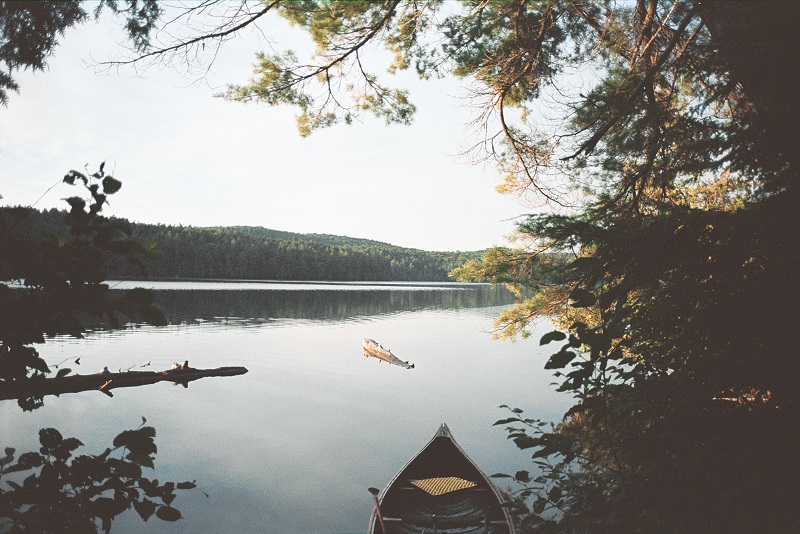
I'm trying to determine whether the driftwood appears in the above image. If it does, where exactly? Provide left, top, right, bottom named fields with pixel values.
left=362, top=338, right=415, bottom=369
left=0, top=362, right=248, bottom=401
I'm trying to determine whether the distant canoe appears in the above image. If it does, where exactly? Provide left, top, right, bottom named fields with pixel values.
left=363, top=338, right=415, bottom=369
left=368, top=423, right=515, bottom=534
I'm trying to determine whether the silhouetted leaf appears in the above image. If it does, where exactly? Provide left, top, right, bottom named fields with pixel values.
left=63, top=170, right=87, bottom=185
left=133, top=498, right=157, bottom=522
left=39, top=428, right=62, bottom=450
left=512, top=435, right=541, bottom=449
left=540, top=330, right=567, bottom=345
left=94, top=496, right=127, bottom=519
left=566, top=362, right=594, bottom=381
left=177, top=481, right=196, bottom=490
left=556, top=379, right=577, bottom=392
left=126, top=452, right=154, bottom=469
left=55, top=368, right=71, bottom=378
left=102, top=176, right=122, bottom=194
left=545, top=349, right=577, bottom=369
left=532, top=444, right=561, bottom=459
left=490, top=473, right=512, bottom=478
left=112, top=458, right=141, bottom=479
left=114, top=427, right=157, bottom=456
left=3, top=452, right=43, bottom=473
left=155, top=505, right=182, bottom=521
left=515, top=470, right=531, bottom=483
left=61, top=437, right=83, bottom=451
left=493, top=417, right=521, bottom=426
left=139, top=478, right=160, bottom=497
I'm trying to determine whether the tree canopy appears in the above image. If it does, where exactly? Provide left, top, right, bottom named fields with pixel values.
left=0, top=0, right=161, bottom=105
left=0, top=164, right=168, bottom=409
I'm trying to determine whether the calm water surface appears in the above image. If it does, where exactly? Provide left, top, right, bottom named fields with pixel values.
left=1, top=281, right=570, bottom=533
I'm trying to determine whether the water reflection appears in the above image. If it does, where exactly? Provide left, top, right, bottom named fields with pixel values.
left=115, top=283, right=516, bottom=325
left=3, top=283, right=566, bottom=534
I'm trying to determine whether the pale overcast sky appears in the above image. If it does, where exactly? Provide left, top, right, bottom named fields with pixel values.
left=0, top=8, right=542, bottom=251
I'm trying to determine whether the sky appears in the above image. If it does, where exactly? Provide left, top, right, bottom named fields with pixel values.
left=0, top=7, right=543, bottom=252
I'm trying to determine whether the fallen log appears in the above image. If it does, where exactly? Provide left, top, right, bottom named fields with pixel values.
left=0, top=362, right=248, bottom=401
left=362, top=338, right=415, bottom=369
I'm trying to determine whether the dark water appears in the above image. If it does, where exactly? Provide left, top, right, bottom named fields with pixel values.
left=1, top=282, right=569, bottom=533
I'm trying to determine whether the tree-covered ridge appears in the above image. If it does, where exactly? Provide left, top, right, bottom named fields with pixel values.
left=2, top=208, right=483, bottom=281
left=212, top=224, right=484, bottom=278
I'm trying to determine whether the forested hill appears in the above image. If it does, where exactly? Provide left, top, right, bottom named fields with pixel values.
left=4, top=208, right=483, bottom=281
left=214, top=225, right=423, bottom=250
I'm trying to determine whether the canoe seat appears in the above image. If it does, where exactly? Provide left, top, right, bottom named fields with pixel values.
left=410, top=477, right=477, bottom=496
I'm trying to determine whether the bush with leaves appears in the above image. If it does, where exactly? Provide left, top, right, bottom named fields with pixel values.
left=1, top=165, right=195, bottom=532
left=0, top=420, right=196, bottom=533
left=471, top=189, right=799, bottom=532
left=0, top=164, right=166, bottom=410
left=0, top=1, right=162, bottom=105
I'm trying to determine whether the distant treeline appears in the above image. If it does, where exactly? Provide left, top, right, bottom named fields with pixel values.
left=2, top=208, right=483, bottom=281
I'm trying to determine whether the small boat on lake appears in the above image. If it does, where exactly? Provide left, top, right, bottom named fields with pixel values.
left=368, top=423, right=515, bottom=534
left=363, top=338, right=415, bottom=369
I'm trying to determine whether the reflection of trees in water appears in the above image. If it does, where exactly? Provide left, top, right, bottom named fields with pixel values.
left=148, top=287, right=517, bottom=324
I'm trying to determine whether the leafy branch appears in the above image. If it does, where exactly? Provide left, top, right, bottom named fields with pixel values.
left=0, top=422, right=198, bottom=533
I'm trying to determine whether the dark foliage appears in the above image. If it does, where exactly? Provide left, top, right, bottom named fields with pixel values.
left=1, top=166, right=167, bottom=410
left=0, top=422, right=195, bottom=533
left=0, top=0, right=161, bottom=104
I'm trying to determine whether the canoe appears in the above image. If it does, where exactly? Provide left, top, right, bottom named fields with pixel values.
left=363, top=338, right=415, bottom=369
left=368, top=424, right=515, bottom=534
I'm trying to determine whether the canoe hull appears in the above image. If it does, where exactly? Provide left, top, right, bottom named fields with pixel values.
left=369, top=424, right=515, bottom=534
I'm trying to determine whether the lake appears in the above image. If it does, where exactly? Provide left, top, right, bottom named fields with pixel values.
left=1, top=281, right=570, bottom=533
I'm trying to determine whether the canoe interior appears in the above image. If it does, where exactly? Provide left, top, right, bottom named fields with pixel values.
left=370, top=424, right=515, bottom=534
